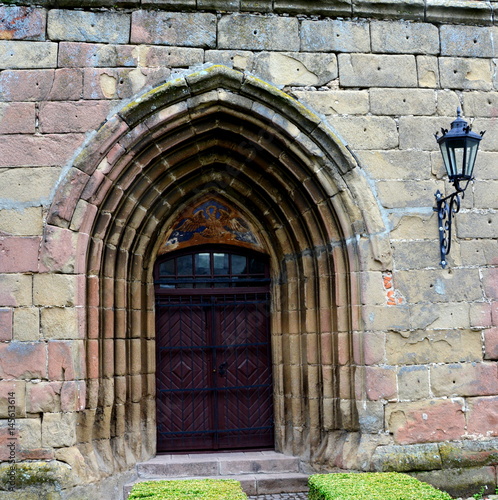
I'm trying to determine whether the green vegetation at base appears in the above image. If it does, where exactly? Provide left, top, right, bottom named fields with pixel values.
left=308, top=472, right=453, bottom=500
left=128, top=478, right=248, bottom=500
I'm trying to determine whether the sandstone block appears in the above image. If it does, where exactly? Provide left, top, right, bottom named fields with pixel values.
left=371, top=21, right=439, bottom=55
left=41, top=412, right=77, bottom=447
left=457, top=212, right=498, bottom=240
left=470, top=303, right=492, bottom=329
left=39, top=225, right=82, bottom=274
left=482, top=268, right=498, bottom=300
left=362, top=365, right=397, bottom=401
left=386, top=398, right=466, bottom=445
left=436, top=89, right=460, bottom=115
left=58, top=42, right=136, bottom=68
left=0, top=236, right=40, bottom=273
left=33, top=274, right=82, bottom=308
left=431, top=363, right=498, bottom=397
left=0, top=68, right=83, bottom=101
left=353, top=0, right=425, bottom=20
left=415, top=55, right=439, bottom=88
left=386, top=329, right=482, bottom=365
left=26, top=381, right=62, bottom=413
left=0, top=274, right=32, bottom=307
left=0, top=134, right=83, bottom=167
left=473, top=181, right=498, bottom=209
left=218, top=14, right=299, bottom=51
left=398, top=365, right=430, bottom=401
left=439, top=57, right=492, bottom=91
left=139, top=45, right=204, bottom=68
left=0, top=6, right=46, bottom=41
left=41, top=307, right=80, bottom=340
left=357, top=400, right=384, bottom=433
left=13, top=307, right=40, bottom=341
left=39, top=101, right=111, bottom=134
left=354, top=331, right=386, bottom=365
left=60, top=380, right=86, bottom=412
left=48, top=10, right=130, bottom=44
left=294, top=90, right=368, bottom=115
left=18, top=417, right=42, bottom=450
left=252, top=52, right=337, bottom=87
left=464, top=92, right=498, bottom=118
left=392, top=241, right=440, bottom=270
left=0, top=207, right=43, bottom=236
left=0, top=102, right=35, bottom=134
left=440, top=25, right=497, bottom=58
left=376, top=180, right=440, bottom=209
left=372, top=443, right=442, bottom=472
left=409, top=302, right=470, bottom=330
left=439, top=439, right=498, bottom=469
left=330, top=116, right=398, bottom=150
left=398, top=115, right=449, bottom=150
left=131, top=11, right=216, bottom=47
left=467, top=396, right=498, bottom=437
left=357, top=150, right=431, bottom=180
left=484, top=328, right=498, bottom=360
left=370, top=88, right=436, bottom=116
left=426, top=0, right=493, bottom=25
left=338, top=54, right=417, bottom=88
left=0, top=342, right=47, bottom=380
left=0, top=380, right=25, bottom=418
left=361, top=305, right=410, bottom=331
left=48, top=340, right=84, bottom=381
left=300, top=19, right=370, bottom=53
left=0, top=308, right=12, bottom=341
left=0, top=41, right=57, bottom=69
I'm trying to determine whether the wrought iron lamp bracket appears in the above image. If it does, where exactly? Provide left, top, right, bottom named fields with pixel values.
left=434, top=179, right=470, bottom=269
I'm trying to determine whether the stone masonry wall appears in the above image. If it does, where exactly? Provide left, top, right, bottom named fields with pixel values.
left=1, top=0, right=498, bottom=497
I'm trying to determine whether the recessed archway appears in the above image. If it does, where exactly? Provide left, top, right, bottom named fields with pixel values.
left=41, top=65, right=391, bottom=479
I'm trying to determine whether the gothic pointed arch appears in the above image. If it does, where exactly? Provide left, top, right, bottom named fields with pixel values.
left=40, top=65, right=392, bottom=477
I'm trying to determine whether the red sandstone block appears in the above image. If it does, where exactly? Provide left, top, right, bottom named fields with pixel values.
left=483, top=268, right=498, bottom=300
left=484, top=327, right=498, bottom=360
left=467, top=396, right=498, bottom=437
left=39, top=100, right=112, bottom=134
left=87, top=338, right=99, bottom=378
left=492, top=301, right=498, bottom=326
left=47, top=340, right=84, bottom=380
left=18, top=448, right=54, bottom=460
left=387, top=399, right=466, bottom=445
left=39, top=225, right=78, bottom=273
left=0, top=342, right=47, bottom=379
left=0, top=68, right=83, bottom=102
left=0, top=133, right=85, bottom=167
left=60, top=380, right=86, bottom=411
left=470, top=302, right=492, bottom=328
left=363, top=365, right=397, bottom=401
left=0, top=236, right=40, bottom=273
left=0, top=308, right=13, bottom=341
left=0, top=6, right=46, bottom=41
left=0, top=102, right=35, bottom=133
left=27, top=381, right=62, bottom=413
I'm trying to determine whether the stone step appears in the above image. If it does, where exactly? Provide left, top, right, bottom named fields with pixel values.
left=124, top=472, right=309, bottom=498
left=136, top=451, right=301, bottom=478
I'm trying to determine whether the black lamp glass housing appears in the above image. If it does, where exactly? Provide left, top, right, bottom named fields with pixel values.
left=434, top=109, right=485, bottom=268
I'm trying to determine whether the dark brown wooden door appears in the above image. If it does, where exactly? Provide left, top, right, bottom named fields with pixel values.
left=155, top=248, right=273, bottom=452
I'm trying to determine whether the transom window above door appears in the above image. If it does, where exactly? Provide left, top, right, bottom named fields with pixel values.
left=155, top=248, right=269, bottom=290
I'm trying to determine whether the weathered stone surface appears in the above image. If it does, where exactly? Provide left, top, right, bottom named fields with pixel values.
left=33, top=274, right=81, bottom=307
left=300, top=19, right=370, bottom=53
left=357, top=400, right=384, bottom=433
left=484, top=328, right=498, bottom=360
left=0, top=380, right=25, bottom=418
left=26, top=380, right=61, bottom=413
left=371, top=21, right=439, bottom=55
left=392, top=241, right=440, bottom=270
left=467, top=396, right=498, bottom=437
left=48, top=340, right=84, bottom=380
left=41, top=412, right=77, bottom=447
left=0, top=274, right=32, bottom=307
left=464, top=91, right=498, bottom=118
left=41, top=307, right=80, bottom=340
left=361, top=305, right=410, bottom=331
left=386, top=398, right=466, bottom=445
left=409, top=302, right=470, bottom=330
left=0, top=308, right=12, bottom=341
left=0, top=41, right=57, bottom=69
left=330, top=116, right=398, bottom=150
left=362, top=365, right=397, bottom=401
left=294, top=90, right=369, bottom=115
left=457, top=212, right=498, bottom=239
left=370, top=89, right=436, bottom=116
left=0, top=102, right=35, bottom=134
left=218, top=14, right=299, bottom=51
left=0, top=207, right=43, bottom=236
left=386, top=329, right=482, bottom=365
left=58, top=42, right=136, bottom=68
left=436, top=89, right=460, bottom=115
left=13, top=307, right=40, bottom=341
left=353, top=0, right=425, bottom=20
left=0, top=236, right=39, bottom=273
left=398, top=365, right=430, bottom=401
left=0, top=68, right=83, bottom=101
left=431, top=363, right=498, bottom=397
left=338, top=54, right=417, bottom=87
left=0, top=342, right=47, bottom=380
left=372, top=443, right=442, bottom=472
left=252, top=52, right=337, bottom=86
left=48, top=10, right=130, bottom=44
left=398, top=116, right=448, bottom=149
left=131, top=11, right=216, bottom=48
left=0, top=6, right=46, bottom=42
left=376, top=180, right=440, bottom=209
left=439, top=439, right=498, bottom=469
left=439, top=57, right=493, bottom=91
left=440, top=25, right=497, bottom=58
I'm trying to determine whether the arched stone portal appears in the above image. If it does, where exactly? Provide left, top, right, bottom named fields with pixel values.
left=41, top=65, right=391, bottom=487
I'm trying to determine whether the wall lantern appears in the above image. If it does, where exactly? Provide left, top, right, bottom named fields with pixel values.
left=434, top=108, right=485, bottom=268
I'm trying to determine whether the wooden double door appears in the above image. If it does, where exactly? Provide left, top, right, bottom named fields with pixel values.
left=155, top=248, right=274, bottom=451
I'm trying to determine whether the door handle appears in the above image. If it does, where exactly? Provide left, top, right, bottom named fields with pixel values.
left=218, top=362, right=228, bottom=377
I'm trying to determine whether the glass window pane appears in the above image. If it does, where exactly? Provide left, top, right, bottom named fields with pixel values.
left=248, top=257, right=265, bottom=274
left=159, top=259, right=175, bottom=276
left=177, top=255, right=193, bottom=275
left=195, top=253, right=210, bottom=275
left=213, top=253, right=229, bottom=275
left=232, top=255, right=247, bottom=274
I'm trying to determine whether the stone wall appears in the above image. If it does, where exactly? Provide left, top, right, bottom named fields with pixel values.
left=1, top=1, right=498, bottom=498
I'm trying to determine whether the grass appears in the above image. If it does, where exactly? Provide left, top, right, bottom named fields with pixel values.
left=128, top=478, right=248, bottom=499
left=308, top=472, right=453, bottom=500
